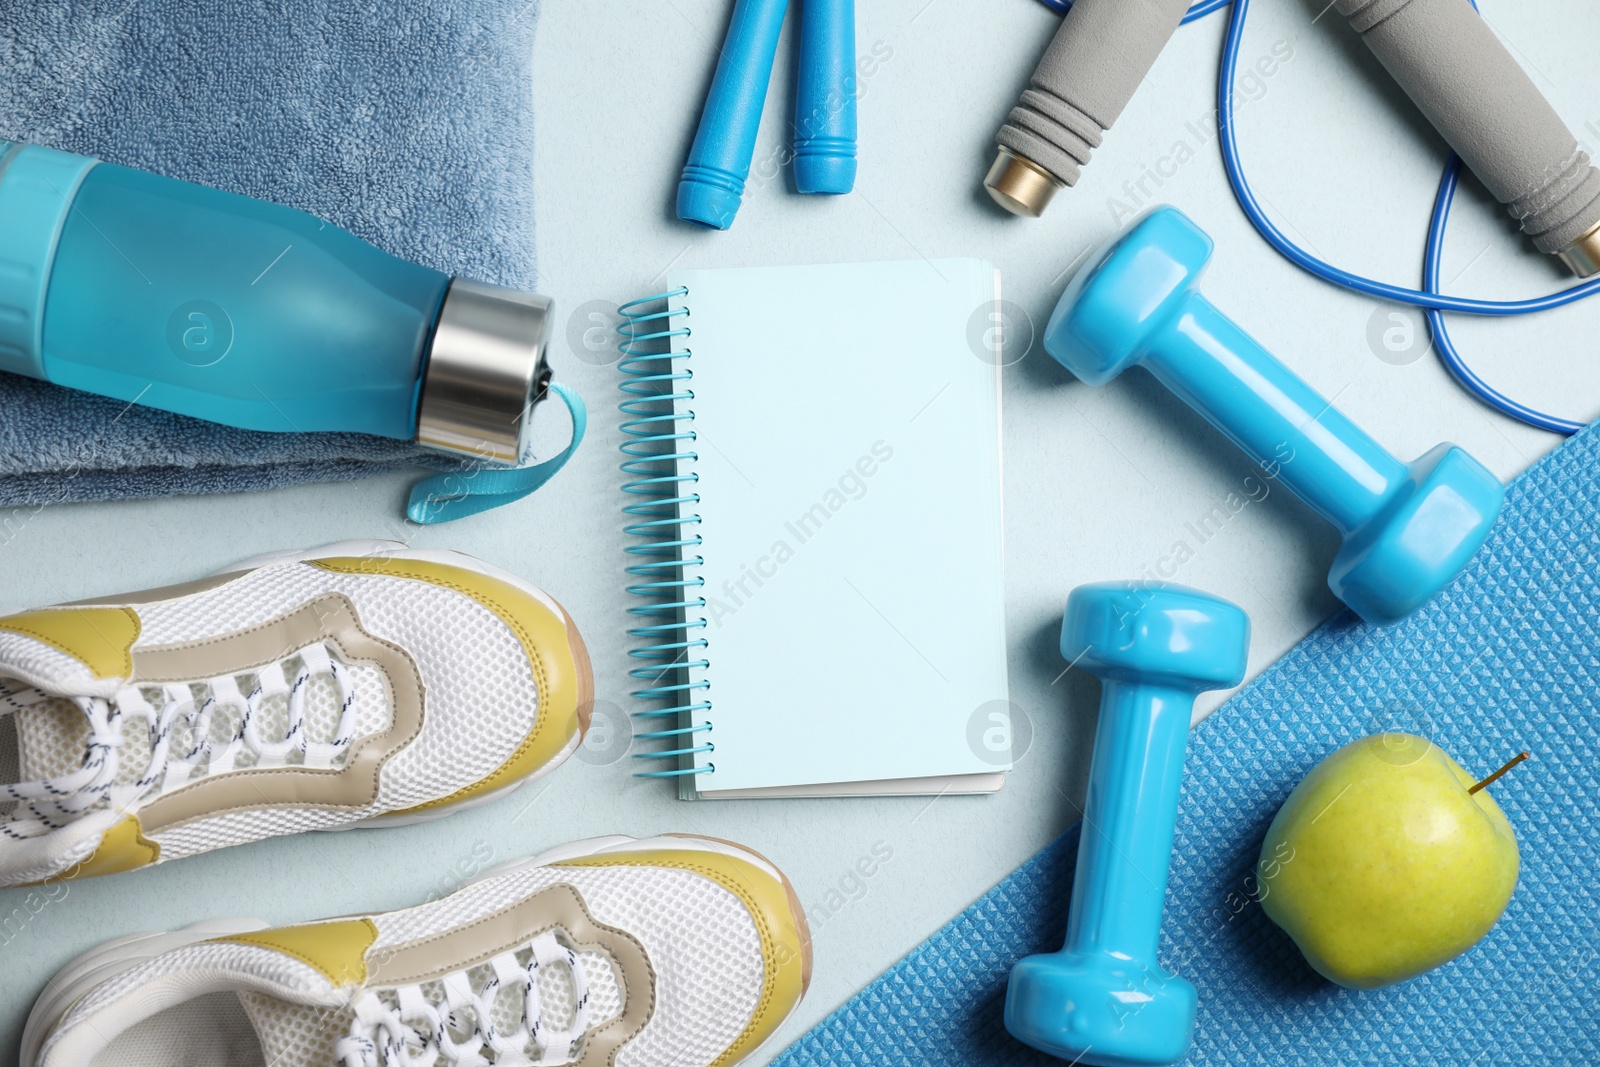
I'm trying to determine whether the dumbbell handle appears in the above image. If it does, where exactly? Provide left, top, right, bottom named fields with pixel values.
left=1338, top=0, right=1600, bottom=271
left=1062, top=681, right=1193, bottom=963
left=1144, top=295, right=1410, bottom=537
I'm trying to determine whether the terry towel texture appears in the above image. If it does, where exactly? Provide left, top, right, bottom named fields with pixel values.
left=0, top=0, right=542, bottom=507
left=774, top=421, right=1600, bottom=1065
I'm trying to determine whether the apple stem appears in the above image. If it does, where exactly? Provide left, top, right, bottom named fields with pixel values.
left=1469, top=752, right=1530, bottom=795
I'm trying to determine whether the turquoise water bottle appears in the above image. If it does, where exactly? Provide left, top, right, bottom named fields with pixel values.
left=0, top=140, right=555, bottom=466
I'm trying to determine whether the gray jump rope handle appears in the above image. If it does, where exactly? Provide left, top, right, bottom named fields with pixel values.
left=985, top=0, right=1191, bottom=217
left=1339, top=0, right=1600, bottom=275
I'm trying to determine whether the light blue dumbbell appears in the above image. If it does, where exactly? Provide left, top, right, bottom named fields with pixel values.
left=1006, top=582, right=1249, bottom=1066
left=1044, top=206, right=1505, bottom=626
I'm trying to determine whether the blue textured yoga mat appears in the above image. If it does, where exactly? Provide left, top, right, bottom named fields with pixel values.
left=775, top=422, right=1600, bottom=1066
left=0, top=0, right=540, bottom=506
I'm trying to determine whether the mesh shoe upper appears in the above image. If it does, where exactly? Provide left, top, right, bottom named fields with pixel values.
left=30, top=836, right=812, bottom=1067
left=0, top=544, right=589, bottom=887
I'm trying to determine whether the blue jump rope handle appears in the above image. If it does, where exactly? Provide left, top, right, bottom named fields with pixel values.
left=677, top=0, right=791, bottom=230
left=793, top=0, right=857, bottom=194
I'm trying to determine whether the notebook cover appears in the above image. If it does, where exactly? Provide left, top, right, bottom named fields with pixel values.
left=667, top=259, right=1009, bottom=797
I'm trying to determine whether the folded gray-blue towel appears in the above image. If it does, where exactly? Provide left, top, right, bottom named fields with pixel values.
left=0, top=0, right=541, bottom=507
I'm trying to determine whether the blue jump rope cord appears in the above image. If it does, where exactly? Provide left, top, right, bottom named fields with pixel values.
left=1037, top=0, right=1233, bottom=24
left=1043, top=0, right=1592, bottom=434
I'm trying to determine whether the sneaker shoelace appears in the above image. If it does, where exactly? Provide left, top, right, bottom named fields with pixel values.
left=1, top=643, right=358, bottom=838
left=335, top=929, right=594, bottom=1067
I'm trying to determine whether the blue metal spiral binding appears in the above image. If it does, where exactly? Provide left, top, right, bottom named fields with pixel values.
left=617, top=289, right=714, bottom=779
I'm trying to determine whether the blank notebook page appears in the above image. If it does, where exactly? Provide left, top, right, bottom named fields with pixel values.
left=667, top=259, right=1008, bottom=796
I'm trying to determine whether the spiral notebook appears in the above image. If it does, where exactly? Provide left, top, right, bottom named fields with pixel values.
left=619, top=259, right=1010, bottom=799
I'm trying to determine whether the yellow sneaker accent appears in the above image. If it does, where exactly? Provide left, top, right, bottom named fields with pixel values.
left=214, top=918, right=379, bottom=987
left=307, top=557, right=589, bottom=816
left=0, top=607, right=141, bottom=679
left=57, top=816, right=159, bottom=881
left=554, top=845, right=811, bottom=1067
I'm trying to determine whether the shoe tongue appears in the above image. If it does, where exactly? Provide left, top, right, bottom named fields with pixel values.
left=470, top=943, right=627, bottom=1045
left=546, top=946, right=627, bottom=1032
left=1, top=685, right=93, bottom=784
left=258, top=947, right=629, bottom=1066
left=237, top=991, right=350, bottom=1067
left=0, top=645, right=110, bottom=793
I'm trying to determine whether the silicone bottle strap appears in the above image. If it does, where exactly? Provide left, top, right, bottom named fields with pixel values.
left=405, top=380, right=587, bottom=524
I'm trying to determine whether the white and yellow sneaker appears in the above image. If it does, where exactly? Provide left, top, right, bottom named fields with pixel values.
left=0, top=540, right=590, bottom=887
left=22, top=834, right=811, bottom=1067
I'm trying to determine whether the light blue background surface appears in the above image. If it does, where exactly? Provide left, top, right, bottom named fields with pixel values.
left=2, top=0, right=1599, bottom=1061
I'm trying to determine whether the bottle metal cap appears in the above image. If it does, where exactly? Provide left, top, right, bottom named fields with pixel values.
left=416, top=278, right=554, bottom=465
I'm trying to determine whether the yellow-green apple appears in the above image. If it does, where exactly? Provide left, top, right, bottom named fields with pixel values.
left=1257, top=733, right=1520, bottom=989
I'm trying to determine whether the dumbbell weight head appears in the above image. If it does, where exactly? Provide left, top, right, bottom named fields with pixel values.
left=1006, top=950, right=1199, bottom=1067
left=1329, top=442, right=1504, bottom=625
left=1042, top=207, right=1213, bottom=386
left=1061, top=582, right=1250, bottom=692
